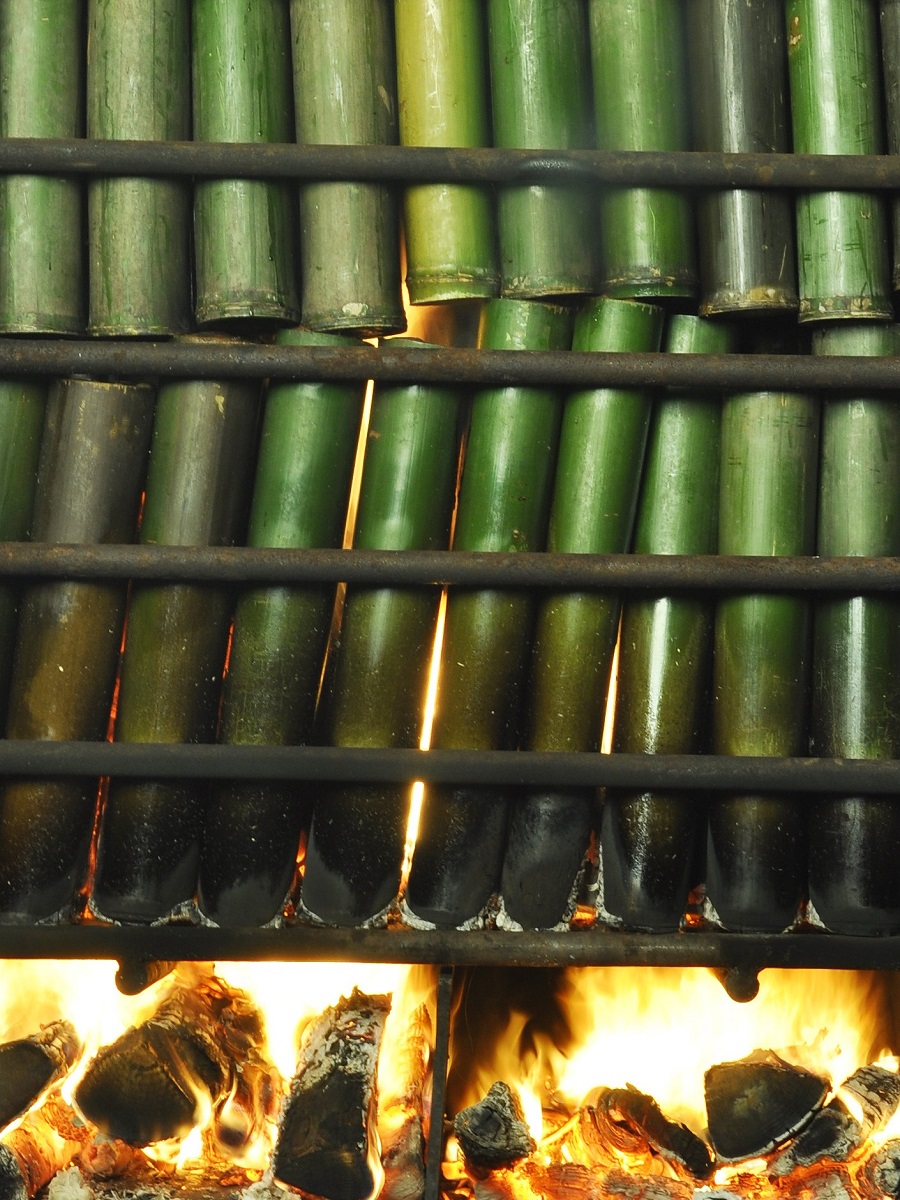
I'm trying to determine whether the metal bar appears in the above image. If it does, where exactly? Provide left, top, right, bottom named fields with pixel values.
left=424, top=967, right=454, bottom=1200
left=4, top=340, right=900, bottom=391
left=1, top=924, right=900, bottom=969
left=0, top=740, right=899, bottom=791
left=1, top=139, right=900, bottom=190
left=0, top=543, right=896, bottom=591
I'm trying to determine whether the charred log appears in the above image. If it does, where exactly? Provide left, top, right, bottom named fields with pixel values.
left=0, top=1022, right=80, bottom=1133
left=74, top=972, right=272, bottom=1147
left=577, top=1086, right=713, bottom=1180
left=211, top=1056, right=281, bottom=1159
left=865, top=1138, right=900, bottom=1198
left=704, top=1050, right=829, bottom=1161
left=379, top=1002, right=432, bottom=1200
left=473, top=1161, right=695, bottom=1200
left=273, top=988, right=391, bottom=1200
left=454, top=1082, right=535, bottom=1172
left=0, top=1095, right=92, bottom=1200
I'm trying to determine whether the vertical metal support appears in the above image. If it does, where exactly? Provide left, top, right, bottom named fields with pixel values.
left=424, top=964, right=455, bottom=1200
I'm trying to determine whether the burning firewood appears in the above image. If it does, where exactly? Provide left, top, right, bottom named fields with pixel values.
left=453, top=1081, right=535, bottom=1172
left=74, top=972, right=274, bottom=1148
left=473, top=1161, right=695, bottom=1200
left=704, top=1050, right=830, bottom=1161
left=865, top=1138, right=900, bottom=1198
left=379, top=1003, right=432, bottom=1200
left=273, top=988, right=390, bottom=1200
left=0, top=1094, right=92, bottom=1200
left=0, top=1022, right=81, bottom=1134
left=576, top=1085, right=713, bottom=1181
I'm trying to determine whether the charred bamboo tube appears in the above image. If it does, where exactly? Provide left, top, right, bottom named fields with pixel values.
left=290, top=0, right=404, bottom=335
left=405, top=299, right=572, bottom=929
left=487, top=0, right=596, bottom=298
left=500, top=298, right=665, bottom=932
left=881, top=2, right=900, bottom=290
left=92, top=356, right=260, bottom=925
left=0, top=1022, right=80, bottom=1134
left=198, top=330, right=365, bottom=929
left=589, top=0, right=696, bottom=300
left=687, top=0, right=797, bottom=315
left=786, top=0, right=891, bottom=321
left=86, top=0, right=191, bottom=335
left=0, top=380, right=154, bottom=924
left=395, top=0, right=498, bottom=303
left=708, top=348, right=819, bottom=932
left=301, top=343, right=463, bottom=927
left=192, top=0, right=299, bottom=327
left=808, top=324, right=900, bottom=934
left=0, top=382, right=47, bottom=732
left=0, top=0, right=85, bottom=334
left=602, top=316, right=736, bottom=932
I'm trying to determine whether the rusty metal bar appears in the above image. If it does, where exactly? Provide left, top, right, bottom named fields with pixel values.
left=1, top=139, right=900, bottom=190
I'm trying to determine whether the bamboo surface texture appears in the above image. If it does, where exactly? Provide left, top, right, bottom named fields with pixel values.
left=880, top=0, right=900, bottom=289
left=0, top=0, right=85, bottom=334
left=199, top=329, right=365, bottom=929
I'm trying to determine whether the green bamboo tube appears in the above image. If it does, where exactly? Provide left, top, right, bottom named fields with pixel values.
left=395, top=0, right=498, bottom=303
left=302, top=343, right=463, bottom=927
left=290, top=0, right=405, bottom=335
left=87, top=0, right=191, bottom=335
left=687, top=0, right=798, bottom=315
left=709, top=360, right=820, bottom=932
left=198, top=330, right=366, bottom=928
left=808, top=324, right=900, bottom=934
left=500, top=298, right=665, bottom=931
left=93, top=356, right=260, bottom=924
left=0, top=379, right=154, bottom=923
left=487, top=0, right=596, bottom=298
left=192, top=0, right=300, bottom=327
left=786, top=0, right=891, bottom=321
left=406, top=299, right=572, bottom=928
left=879, top=1, right=900, bottom=290
left=602, top=316, right=736, bottom=932
left=0, top=0, right=85, bottom=333
left=0, top=381, right=47, bottom=732
left=589, top=0, right=696, bottom=300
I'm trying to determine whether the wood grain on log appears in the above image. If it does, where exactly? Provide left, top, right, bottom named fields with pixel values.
left=379, top=1003, right=431, bottom=1200
left=0, top=1095, right=93, bottom=1200
left=454, top=1082, right=535, bottom=1172
left=577, top=1086, right=713, bottom=1180
left=0, top=1022, right=81, bottom=1134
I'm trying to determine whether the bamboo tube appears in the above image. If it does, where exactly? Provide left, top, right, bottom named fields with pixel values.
left=708, top=343, right=819, bottom=932
left=395, top=0, right=498, bottom=303
left=86, top=0, right=191, bottom=335
left=192, top=0, right=299, bottom=327
left=687, top=0, right=798, bottom=315
left=301, top=343, right=463, bottom=927
left=290, top=0, right=405, bottom=335
left=0, top=0, right=85, bottom=334
left=486, top=0, right=596, bottom=298
left=405, top=299, right=572, bottom=929
left=92, top=356, right=260, bottom=924
left=500, top=298, right=665, bottom=932
left=589, top=0, right=696, bottom=300
left=198, top=330, right=365, bottom=928
left=808, top=324, right=900, bottom=935
left=880, top=1, right=900, bottom=290
left=0, top=382, right=47, bottom=732
left=602, top=316, right=736, bottom=932
left=0, top=380, right=154, bottom=923
left=786, top=0, right=891, bottom=321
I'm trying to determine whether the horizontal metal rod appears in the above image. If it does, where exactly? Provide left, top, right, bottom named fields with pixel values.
left=2, top=341, right=900, bottom=392
left=0, top=741, right=898, bottom=792
left=0, top=544, right=896, bottom=592
left=1, top=140, right=899, bottom=190
left=1, top=924, right=900, bottom=970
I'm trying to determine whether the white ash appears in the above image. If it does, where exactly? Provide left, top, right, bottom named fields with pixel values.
left=47, top=1167, right=91, bottom=1200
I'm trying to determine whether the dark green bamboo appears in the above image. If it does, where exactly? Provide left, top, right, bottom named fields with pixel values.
left=687, top=0, right=798, bottom=315
left=808, top=324, right=900, bottom=934
left=302, top=343, right=463, bottom=927
left=708, top=357, right=819, bottom=932
left=290, top=0, right=404, bottom=335
left=0, top=380, right=154, bottom=923
left=602, top=316, right=736, bottom=932
left=93, top=359, right=260, bottom=924
left=786, top=0, right=891, bottom=321
left=192, top=0, right=299, bottom=327
left=406, top=299, right=572, bottom=929
left=198, top=330, right=365, bottom=928
left=0, top=381, right=47, bottom=732
left=589, top=0, right=696, bottom=300
left=0, top=0, right=85, bottom=333
left=879, top=1, right=900, bottom=290
left=500, top=298, right=664, bottom=931
left=487, top=0, right=596, bottom=298
left=395, top=0, right=498, bottom=302
left=86, top=0, right=191, bottom=335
